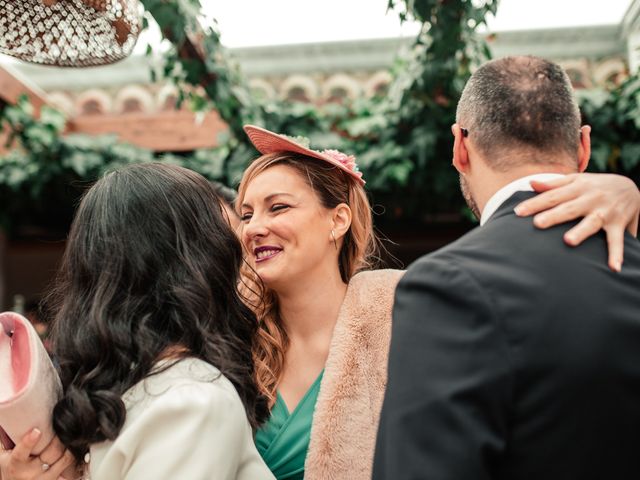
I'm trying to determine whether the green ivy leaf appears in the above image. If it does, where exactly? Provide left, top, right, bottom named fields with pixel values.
left=620, top=143, right=640, bottom=171
left=590, top=144, right=611, bottom=171
left=40, top=107, right=66, bottom=132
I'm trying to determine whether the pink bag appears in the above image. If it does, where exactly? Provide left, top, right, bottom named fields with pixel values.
left=0, top=311, right=62, bottom=454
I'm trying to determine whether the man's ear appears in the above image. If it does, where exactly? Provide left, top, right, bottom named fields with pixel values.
left=451, top=123, right=471, bottom=174
left=331, top=203, right=352, bottom=242
left=577, top=125, right=591, bottom=172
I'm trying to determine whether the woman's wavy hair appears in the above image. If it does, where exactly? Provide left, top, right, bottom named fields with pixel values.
left=45, top=163, right=268, bottom=459
left=237, top=152, right=378, bottom=406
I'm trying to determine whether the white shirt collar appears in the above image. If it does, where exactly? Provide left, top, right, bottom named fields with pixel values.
left=480, top=173, right=565, bottom=226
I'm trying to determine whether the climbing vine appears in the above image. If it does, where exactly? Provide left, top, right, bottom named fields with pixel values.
left=1, top=0, right=637, bottom=233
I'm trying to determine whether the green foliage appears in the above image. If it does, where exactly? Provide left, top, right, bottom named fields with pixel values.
left=1, top=0, right=638, bottom=233
left=0, top=96, right=228, bottom=232
left=579, top=77, right=640, bottom=183
left=0, top=97, right=144, bottom=230
left=138, top=0, right=500, bottom=218
left=140, top=0, right=263, bottom=141
left=336, top=0, right=499, bottom=217
left=0, top=0, right=520, bottom=230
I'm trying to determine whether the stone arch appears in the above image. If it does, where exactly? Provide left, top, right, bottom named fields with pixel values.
left=156, top=84, right=180, bottom=111
left=75, top=89, right=112, bottom=116
left=114, top=85, right=155, bottom=114
left=593, top=58, right=627, bottom=87
left=280, top=75, right=318, bottom=103
left=249, top=78, right=276, bottom=102
left=559, top=60, right=592, bottom=89
left=322, top=74, right=361, bottom=103
left=364, top=70, right=393, bottom=98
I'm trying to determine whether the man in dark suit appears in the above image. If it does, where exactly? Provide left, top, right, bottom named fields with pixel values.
left=373, top=56, right=640, bottom=479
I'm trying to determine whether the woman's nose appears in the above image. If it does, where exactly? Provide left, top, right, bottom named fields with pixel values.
left=242, top=214, right=269, bottom=243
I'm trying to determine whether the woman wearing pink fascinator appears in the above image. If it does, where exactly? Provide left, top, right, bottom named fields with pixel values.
left=237, top=125, right=639, bottom=480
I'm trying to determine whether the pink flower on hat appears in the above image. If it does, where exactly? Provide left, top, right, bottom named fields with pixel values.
left=322, top=149, right=361, bottom=175
left=243, top=124, right=366, bottom=185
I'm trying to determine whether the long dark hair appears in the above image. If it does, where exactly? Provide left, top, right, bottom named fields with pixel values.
left=46, top=163, right=268, bottom=459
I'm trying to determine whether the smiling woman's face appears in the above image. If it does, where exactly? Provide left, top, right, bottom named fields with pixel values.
left=239, top=164, right=337, bottom=291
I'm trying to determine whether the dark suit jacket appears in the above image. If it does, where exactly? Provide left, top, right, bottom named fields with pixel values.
left=373, top=191, right=640, bottom=480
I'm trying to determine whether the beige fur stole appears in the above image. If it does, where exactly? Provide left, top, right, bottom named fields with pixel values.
left=305, top=269, right=404, bottom=480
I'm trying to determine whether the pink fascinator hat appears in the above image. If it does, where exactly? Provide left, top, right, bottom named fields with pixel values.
left=243, top=124, right=365, bottom=185
left=0, top=312, right=62, bottom=454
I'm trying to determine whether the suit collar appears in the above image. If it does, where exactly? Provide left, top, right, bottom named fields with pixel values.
left=484, top=191, right=538, bottom=225
left=480, top=173, right=565, bottom=225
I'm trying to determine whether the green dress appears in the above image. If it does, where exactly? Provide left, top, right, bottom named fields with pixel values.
left=255, top=371, right=324, bottom=480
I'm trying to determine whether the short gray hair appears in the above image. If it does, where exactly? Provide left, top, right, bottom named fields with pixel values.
left=456, top=56, right=581, bottom=170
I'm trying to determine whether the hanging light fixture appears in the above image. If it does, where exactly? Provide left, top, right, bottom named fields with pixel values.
left=0, top=0, right=141, bottom=67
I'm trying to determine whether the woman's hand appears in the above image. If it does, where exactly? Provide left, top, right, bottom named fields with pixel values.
left=0, top=429, right=75, bottom=480
left=514, top=173, right=640, bottom=272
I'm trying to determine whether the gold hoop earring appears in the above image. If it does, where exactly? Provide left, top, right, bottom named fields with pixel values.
left=331, top=230, right=338, bottom=251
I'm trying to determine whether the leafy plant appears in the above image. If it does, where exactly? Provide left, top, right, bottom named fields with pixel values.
left=337, top=0, right=499, bottom=218
left=580, top=76, right=640, bottom=183
left=1, top=0, right=638, bottom=234
left=140, top=0, right=500, bottom=219
left=0, top=96, right=227, bottom=232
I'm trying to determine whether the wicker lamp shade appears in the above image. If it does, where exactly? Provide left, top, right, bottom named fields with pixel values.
left=0, top=0, right=141, bottom=67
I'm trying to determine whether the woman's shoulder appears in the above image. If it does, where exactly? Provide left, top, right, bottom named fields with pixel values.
left=338, top=269, right=405, bottom=328
left=348, top=268, right=405, bottom=293
left=123, top=358, right=242, bottom=414
left=90, top=358, right=268, bottom=480
left=151, top=357, right=223, bottom=384
left=112, top=358, right=250, bottom=448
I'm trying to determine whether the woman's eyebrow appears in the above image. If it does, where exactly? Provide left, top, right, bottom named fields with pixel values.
left=241, top=192, right=295, bottom=209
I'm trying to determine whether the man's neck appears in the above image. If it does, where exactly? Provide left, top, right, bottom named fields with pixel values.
left=479, top=172, right=568, bottom=225
left=475, top=164, right=576, bottom=217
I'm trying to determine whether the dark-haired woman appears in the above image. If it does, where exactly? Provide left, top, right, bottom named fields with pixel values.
left=1, top=163, right=274, bottom=480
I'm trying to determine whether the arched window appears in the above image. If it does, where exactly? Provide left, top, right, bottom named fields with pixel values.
left=115, top=85, right=155, bottom=114
left=281, top=75, right=318, bottom=103
left=365, top=71, right=393, bottom=98
left=593, top=58, right=627, bottom=87
left=249, top=79, right=276, bottom=103
left=157, top=85, right=180, bottom=111
left=323, top=74, right=361, bottom=104
left=75, top=89, right=112, bottom=116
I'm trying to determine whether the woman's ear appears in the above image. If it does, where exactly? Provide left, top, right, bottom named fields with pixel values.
left=331, top=203, right=352, bottom=241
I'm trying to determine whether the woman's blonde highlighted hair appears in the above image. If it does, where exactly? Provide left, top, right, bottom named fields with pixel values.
left=237, top=152, right=378, bottom=406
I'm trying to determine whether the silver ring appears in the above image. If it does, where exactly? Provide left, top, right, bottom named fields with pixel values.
left=41, top=462, right=50, bottom=472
